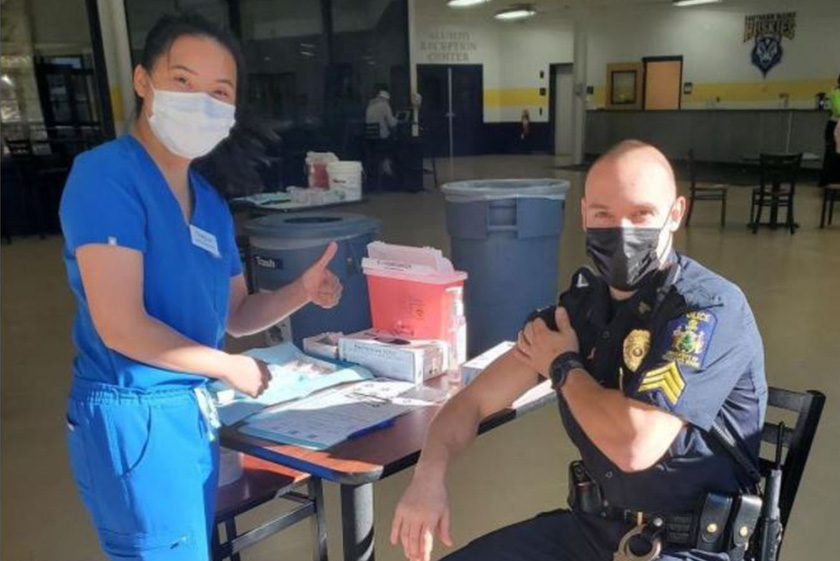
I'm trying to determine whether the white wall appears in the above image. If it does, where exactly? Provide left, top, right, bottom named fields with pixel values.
left=29, top=0, right=91, bottom=54
left=413, top=15, right=502, bottom=120
left=586, top=0, right=840, bottom=109
left=498, top=22, right=574, bottom=121
left=413, top=4, right=574, bottom=122
left=412, top=0, right=840, bottom=115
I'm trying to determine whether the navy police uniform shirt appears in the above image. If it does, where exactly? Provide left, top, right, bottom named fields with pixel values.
left=59, top=135, right=242, bottom=390
left=555, top=253, right=767, bottom=516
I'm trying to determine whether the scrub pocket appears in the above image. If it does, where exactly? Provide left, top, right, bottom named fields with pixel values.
left=67, top=380, right=220, bottom=561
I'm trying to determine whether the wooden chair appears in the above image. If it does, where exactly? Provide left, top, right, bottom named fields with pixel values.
left=750, top=153, right=802, bottom=234
left=213, top=454, right=327, bottom=561
left=685, top=149, right=729, bottom=227
left=819, top=184, right=840, bottom=228
left=748, top=386, right=825, bottom=560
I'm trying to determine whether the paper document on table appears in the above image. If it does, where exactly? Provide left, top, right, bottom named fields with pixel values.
left=239, top=379, right=445, bottom=450
left=210, top=342, right=372, bottom=426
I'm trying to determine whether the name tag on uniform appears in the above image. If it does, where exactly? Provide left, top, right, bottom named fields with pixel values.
left=189, top=225, right=220, bottom=258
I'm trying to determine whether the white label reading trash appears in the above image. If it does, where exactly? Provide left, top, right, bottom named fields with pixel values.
left=189, top=225, right=220, bottom=258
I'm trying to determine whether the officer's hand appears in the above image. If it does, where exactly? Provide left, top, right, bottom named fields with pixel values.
left=390, top=475, right=453, bottom=561
left=300, top=242, right=343, bottom=309
left=514, top=307, right=579, bottom=377
left=225, top=356, right=272, bottom=399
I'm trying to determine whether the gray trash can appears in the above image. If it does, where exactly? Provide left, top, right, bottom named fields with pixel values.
left=244, top=212, right=381, bottom=346
left=441, top=179, right=569, bottom=358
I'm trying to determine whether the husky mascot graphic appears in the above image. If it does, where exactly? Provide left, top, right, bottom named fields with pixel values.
left=751, top=36, right=783, bottom=77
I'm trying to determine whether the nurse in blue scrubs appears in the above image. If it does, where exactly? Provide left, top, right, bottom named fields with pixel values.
left=59, top=13, right=342, bottom=561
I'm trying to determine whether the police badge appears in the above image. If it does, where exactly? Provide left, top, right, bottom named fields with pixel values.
left=622, top=329, right=651, bottom=372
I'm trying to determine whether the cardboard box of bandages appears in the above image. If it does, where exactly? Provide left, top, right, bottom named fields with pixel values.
left=460, top=341, right=516, bottom=385
left=338, top=329, right=449, bottom=383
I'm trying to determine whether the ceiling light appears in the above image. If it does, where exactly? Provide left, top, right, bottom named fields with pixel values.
left=494, top=5, right=535, bottom=20
left=673, top=0, right=722, bottom=6
left=447, top=0, right=491, bottom=7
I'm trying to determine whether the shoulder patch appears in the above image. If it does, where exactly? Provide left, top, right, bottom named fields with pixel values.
left=576, top=273, right=589, bottom=288
left=662, top=311, right=717, bottom=369
left=638, top=361, right=685, bottom=405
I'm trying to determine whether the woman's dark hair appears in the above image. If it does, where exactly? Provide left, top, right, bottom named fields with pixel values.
left=137, top=12, right=281, bottom=198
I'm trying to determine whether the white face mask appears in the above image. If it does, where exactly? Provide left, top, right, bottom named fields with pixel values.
left=147, top=86, right=236, bottom=159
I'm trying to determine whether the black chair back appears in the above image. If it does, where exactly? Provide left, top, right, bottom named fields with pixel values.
left=758, top=387, right=825, bottom=532
left=758, top=153, right=802, bottom=193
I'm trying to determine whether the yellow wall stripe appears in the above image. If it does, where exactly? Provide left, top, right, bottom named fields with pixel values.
left=484, top=88, right=546, bottom=108
left=485, top=79, right=835, bottom=110
left=687, top=78, right=834, bottom=103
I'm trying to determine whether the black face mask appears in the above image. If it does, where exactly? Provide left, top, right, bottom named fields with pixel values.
left=585, top=227, right=666, bottom=291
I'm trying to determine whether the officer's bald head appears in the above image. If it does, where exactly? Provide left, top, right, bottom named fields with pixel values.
left=582, top=140, right=685, bottom=232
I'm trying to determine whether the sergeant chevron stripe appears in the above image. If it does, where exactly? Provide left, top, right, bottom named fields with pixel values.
left=638, top=362, right=685, bottom=405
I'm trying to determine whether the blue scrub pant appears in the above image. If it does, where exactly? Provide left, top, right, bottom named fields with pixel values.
left=441, top=510, right=731, bottom=561
left=66, top=379, right=219, bottom=561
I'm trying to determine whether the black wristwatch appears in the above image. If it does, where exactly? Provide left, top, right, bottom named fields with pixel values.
left=549, top=351, right=585, bottom=389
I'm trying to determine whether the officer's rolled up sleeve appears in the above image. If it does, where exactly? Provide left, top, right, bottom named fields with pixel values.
left=59, top=154, right=147, bottom=254
left=628, top=304, right=751, bottom=430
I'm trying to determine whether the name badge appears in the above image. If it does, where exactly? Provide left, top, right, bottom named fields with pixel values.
left=189, top=225, right=220, bottom=258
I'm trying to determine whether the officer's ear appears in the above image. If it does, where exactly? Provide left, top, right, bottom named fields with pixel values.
left=669, top=196, right=687, bottom=231
left=580, top=197, right=588, bottom=232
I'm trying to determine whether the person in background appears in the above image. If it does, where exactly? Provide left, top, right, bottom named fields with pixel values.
left=366, top=85, right=399, bottom=140
left=366, top=85, right=399, bottom=178
left=819, top=73, right=840, bottom=186
left=59, top=13, right=342, bottom=561
left=519, top=109, right=531, bottom=154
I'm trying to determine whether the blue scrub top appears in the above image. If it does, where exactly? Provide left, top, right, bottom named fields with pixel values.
left=59, top=135, right=242, bottom=390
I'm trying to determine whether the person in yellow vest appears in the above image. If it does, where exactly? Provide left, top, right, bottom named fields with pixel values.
left=819, top=74, right=840, bottom=186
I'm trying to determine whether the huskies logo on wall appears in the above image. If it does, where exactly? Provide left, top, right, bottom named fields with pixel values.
left=743, top=12, right=796, bottom=78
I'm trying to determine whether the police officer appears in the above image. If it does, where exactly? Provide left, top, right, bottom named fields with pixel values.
left=390, top=140, right=767, bottom=561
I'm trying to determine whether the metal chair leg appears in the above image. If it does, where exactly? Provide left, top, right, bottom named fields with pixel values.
left=752, top=193, right=763, bottom=234
left=720, top=194, right=727, bottom=228
left=310, top=478, right=328, bottom=561
left=225, top=518, right=241, bottom=561
left=685, top=196, right=694, bottom=227
left=788, top=196, right=795, bottom=235
left=821, top=190, right=829, bottom=228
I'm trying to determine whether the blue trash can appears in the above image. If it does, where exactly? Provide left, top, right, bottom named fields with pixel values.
left=244, top=212, right=381, bottom=346
left=441, top=179, right=569, bottom=358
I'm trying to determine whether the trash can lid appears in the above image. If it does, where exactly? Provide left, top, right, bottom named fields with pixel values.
left=244, top=212, right=381, bottom=240
left=441, top=179, right=569, bottom=202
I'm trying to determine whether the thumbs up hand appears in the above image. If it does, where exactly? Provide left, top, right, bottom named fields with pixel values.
left=300, top=242, right=343, bottom=309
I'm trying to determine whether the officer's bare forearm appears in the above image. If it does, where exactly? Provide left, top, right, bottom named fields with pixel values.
left=414, top=391, right=483, bottom=482
left=562, top=369, right=679, bottom=472
left=414, top=350, right=540, bottom=482
left=227, top=280, right=309, bottom=337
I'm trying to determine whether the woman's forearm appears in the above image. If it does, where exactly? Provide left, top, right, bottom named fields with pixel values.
left=227, top=280, right=310, bottom=338
left=104, top=313, right=243, bottom=381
